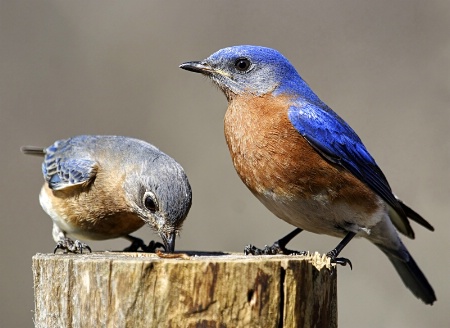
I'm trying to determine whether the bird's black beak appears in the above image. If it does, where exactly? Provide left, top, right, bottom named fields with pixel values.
left=179, top=61, right=214, bottom=74
left=161, top=232, right=176, bottom=253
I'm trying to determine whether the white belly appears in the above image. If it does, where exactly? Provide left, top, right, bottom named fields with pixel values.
left=255, top=189, right=387, bottom=238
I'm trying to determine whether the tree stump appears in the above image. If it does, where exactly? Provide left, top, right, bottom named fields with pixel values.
left=32, top=252, right=337, bottom=328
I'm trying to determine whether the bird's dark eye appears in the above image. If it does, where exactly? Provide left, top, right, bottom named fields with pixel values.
left=143, top=192, right=158, bottom=213
left=234, top=58, right=251, bottom=72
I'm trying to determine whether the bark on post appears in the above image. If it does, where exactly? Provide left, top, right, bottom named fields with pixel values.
left=32, top=252, right=337, bottom=328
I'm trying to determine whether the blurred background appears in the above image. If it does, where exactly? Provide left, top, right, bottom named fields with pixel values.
left=1, top=1, right=449, bottom=327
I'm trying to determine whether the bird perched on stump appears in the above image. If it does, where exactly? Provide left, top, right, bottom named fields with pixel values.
left=22, top=135, right=192, bottom=254
left=180, top=45, right=436, bottom=304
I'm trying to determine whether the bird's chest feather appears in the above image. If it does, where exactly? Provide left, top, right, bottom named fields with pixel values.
left=224, top=94, right=332, bottom=197
left=40, top=170, right=144, bottom=239
left=223, top=94, right=383, bottom=232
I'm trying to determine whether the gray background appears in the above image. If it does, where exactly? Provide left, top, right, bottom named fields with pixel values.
left=1, top=1, right=449, bottom=327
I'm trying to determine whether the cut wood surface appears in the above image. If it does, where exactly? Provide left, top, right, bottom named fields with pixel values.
left=33, top=251, right=337, bottom=328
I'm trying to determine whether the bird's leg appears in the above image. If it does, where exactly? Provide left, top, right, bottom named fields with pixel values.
left=145, top=240, right=166, bottom=253
left=123, top=235, right=165, bottom=252
left=244, top=228, right=307, bottom=255
left=326, top=231, right=356, bottom=268
left=54, top=237, right=91, bottom=254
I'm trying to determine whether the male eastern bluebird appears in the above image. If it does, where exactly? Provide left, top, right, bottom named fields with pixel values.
left=22, top=135, right=192, bottom=253
left=180, top=45, right=436, bottom=304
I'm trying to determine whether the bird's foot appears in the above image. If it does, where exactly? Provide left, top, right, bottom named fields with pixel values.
left=123, top=238, right=165, bottom=253
left=142, top=240, right=166, bottom=253
left=244, top=242, right=307, bottom=256
left=123, top=237, right=145, bottom=252
left=54, top=238, right=91, bottom=254
left=326, top=249, right=352, bottom=269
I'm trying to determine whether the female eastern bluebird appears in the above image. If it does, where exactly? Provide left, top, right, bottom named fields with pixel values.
left=22, top=135, right=192, bottom=254
left=180, top=45, right=436, bottom=304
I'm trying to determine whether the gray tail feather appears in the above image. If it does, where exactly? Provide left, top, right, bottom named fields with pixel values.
left=21, top=146, right=45, bottom=156
left=379, top=246, right=436, bottom=305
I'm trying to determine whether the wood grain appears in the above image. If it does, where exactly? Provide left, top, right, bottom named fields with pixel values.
left=33, top=252, right=337, bottom=328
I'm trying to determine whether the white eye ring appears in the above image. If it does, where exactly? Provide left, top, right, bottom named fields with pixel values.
left=143, top=191, right=158, bottom=213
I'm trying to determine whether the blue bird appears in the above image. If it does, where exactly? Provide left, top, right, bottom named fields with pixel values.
left=180, top=45, right=436, bottom=304
left=22, top=135, right=192, bottom=253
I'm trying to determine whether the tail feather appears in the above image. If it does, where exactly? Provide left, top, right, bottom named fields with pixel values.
left=379, top=246, right=436, bottom=305
left=21, top=146, right=45, bottom=156
left=398, top=199, right=435, bottom=232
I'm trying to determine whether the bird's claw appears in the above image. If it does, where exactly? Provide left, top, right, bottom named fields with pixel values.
left=244, top=243, right=307, bottom=256
left=123, top=237, right=166, bottom=253
left=143, top=240, right=166, bottom=253
left=331, top=257, right=353, bottom=269
left=123, top=237, right=145, bottom=252
left=326, top=250, right=353, bottom=269
left=244, top=244, right=272, bottom=255
left=123, top=238, right=165, bottom=253
left=54, top=238, right=91, bottom=254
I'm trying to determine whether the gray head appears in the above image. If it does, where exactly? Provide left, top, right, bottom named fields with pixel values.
left=180, top=45, right=319, bottom=103
left=121, top=142, right=192, bottom=253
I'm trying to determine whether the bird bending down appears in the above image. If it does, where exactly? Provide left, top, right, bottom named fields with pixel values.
left=22, top=135, right=192, bottom=254
left=180, top=45, right=436, bottom=304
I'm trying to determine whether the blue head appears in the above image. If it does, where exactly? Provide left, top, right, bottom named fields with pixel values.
left=180, top=45, right=321, bottom=103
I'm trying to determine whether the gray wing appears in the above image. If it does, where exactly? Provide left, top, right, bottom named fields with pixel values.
left=42, top=139, right=98, bottom=190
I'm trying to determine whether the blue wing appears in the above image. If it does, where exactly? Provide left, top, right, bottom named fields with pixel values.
left=43, top=139, right=97, bottom=191
left=287, top=102, right=415, bottom=237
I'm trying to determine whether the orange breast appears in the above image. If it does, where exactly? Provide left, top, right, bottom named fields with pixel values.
left=223, top=94, right=380, bottom=214
left=42, top=169, right=144, bottom=239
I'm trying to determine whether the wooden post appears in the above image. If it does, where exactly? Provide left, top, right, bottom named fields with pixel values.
left=33, top=252, right=337, bottom=328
